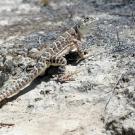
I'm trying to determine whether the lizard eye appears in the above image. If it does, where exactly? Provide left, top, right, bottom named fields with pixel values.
left=84, top=17, right=89, bottom=22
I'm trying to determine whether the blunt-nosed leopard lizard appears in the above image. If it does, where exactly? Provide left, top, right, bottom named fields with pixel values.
left=0, top=17, right=96, bottom=103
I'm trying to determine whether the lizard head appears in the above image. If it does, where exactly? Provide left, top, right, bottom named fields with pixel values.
left=76, top=16, right=97, bottom=37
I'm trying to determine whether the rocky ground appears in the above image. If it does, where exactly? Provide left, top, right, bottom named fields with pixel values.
left=0, top=0, right=135, bottom=135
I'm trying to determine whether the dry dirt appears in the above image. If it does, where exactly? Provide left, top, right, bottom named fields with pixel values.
left=0, top=0, right=135, bottom=135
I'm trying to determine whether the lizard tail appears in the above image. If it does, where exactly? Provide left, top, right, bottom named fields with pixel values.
left=0, top=64, right=43, bottom=102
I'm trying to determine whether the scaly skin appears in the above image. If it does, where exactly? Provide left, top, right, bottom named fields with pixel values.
left=0, top=17, right=94, bottom=103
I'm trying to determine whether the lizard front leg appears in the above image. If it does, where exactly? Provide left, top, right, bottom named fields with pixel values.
left=72, top=39, right=89, bottom=62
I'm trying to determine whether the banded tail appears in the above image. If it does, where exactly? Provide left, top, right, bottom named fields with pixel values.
left=0, top=62, right=46, bottom=102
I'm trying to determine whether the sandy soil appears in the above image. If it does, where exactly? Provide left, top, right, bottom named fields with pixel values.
left=0, top=0, right=135, bottom=135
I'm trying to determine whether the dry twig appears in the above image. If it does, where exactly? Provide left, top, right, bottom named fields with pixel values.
left=0, top=123, right=15, bottom=128
left=104, top=72, right=125, bottom=111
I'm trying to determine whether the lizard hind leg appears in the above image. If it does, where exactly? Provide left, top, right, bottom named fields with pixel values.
left=39, top=56, right=67, bottom=76
left=50, top=56, right=67, bottom=67
left=49, top=56, right=67, bottom=73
